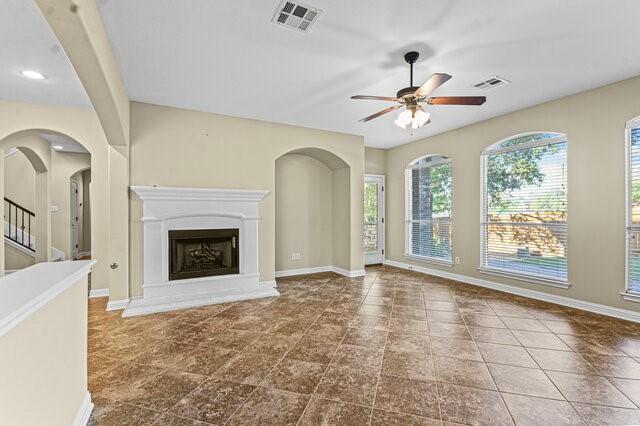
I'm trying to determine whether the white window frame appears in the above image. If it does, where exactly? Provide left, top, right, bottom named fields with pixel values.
left=624, top=117, right=640, bottom=302
left=404, top=155, right=453, bottom=266
left=479, top=132, right=570, bottom=288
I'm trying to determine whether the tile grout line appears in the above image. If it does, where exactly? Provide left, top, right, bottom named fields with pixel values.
left=162, top=275, right=330, bottom=424
left=456, top=291, right=518, bottom=425
left=367, top=269, right=394, bottom=425
left=157, top=311, right=268, bottom=420
left=296, top=272, right=378, bottom=425
left=142, top=304, right=277, bottom=419
left=603, top=375, right=640, bottom=410
left=264, top=274, right=366, bottom=425
left=423, top=278, right=445, bottom=425
left=225, top=273, right=347, bottom=425
left=458, top=296, right=640, bottom=418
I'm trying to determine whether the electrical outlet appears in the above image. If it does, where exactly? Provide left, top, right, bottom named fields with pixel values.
left=290, top=252, right=302, bottom=261
left=455, top=256, right=461, bottom=264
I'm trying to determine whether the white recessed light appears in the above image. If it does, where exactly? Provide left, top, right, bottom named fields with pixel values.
left=53, top=145, right=64, bottom=150
left=20, top=70, right=46, bottom=80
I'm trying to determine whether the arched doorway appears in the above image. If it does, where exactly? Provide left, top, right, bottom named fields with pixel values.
left=275, top=147, right=353, bottom=276
left=0, top=129, right=93, bottom=273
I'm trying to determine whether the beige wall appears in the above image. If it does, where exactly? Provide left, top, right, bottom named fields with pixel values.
left=275, top=154, right=333, bottom=271
left=5, top=244, right=35, bottom=271
left=332, top=167, right=351, bottom=270
left=4, top=150, right=36, bottom=212
left=129, top=101, right=364, bottom=295
left=385, top=75, right=640, bottom=312
left=0, top=276, right=88, bottom=425
left=51, top=151, right=91, bottom=259
left=365, top=147, right=387, bottom=175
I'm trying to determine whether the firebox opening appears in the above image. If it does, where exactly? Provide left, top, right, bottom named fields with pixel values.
left=169, top=228, right=239, bottom=281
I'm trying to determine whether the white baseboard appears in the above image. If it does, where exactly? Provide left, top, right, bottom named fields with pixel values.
left=383, top=259, right=640, bottom=324
left=106, top=298, right=130, bottom=311
left=73, top=391, right=94, bottom=426
left=122, top=285, right=280, bottom=317
left=275, top=266, right=333, bottom=277
left=275, top=266, right=366, bottom=278
left=89, top=288, right=109, bottom=298
left=332, top=266, right=366, bottom=278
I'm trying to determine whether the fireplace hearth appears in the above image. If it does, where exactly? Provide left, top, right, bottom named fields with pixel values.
left=169, top=228, right=239, bottom=280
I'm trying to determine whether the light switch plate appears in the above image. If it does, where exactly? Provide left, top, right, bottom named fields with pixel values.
left=50, top=205, right=58, bottom=212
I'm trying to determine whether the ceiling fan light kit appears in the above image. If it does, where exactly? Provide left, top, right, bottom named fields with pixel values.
left=351, top=51, right=487, bottom=130
left=394, top=108, right=430, bottom=130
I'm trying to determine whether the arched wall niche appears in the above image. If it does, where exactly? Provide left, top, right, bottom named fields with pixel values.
left=275, top=147, right=354, bottom=275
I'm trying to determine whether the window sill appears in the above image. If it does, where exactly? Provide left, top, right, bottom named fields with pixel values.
left=478, top=267, right=570, bottom=289
left=621, top=292, right=640, bottom=303
left=403, top=254, right=453, bottom=268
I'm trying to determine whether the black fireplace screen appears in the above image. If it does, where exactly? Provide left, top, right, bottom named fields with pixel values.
left=168, top=228, right=239, bottom=280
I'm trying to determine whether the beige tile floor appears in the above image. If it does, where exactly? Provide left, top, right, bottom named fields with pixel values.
left=87, top=266, right=640, bottom=425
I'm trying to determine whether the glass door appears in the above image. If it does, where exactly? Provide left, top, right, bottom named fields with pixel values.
left=364, top=175, right=385, bottom=265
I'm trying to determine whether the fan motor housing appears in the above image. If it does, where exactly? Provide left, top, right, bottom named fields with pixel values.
left=397, top=86, right=420, bottom=99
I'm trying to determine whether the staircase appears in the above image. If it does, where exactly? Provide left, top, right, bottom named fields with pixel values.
left=4, top=197, right=64, bottom=262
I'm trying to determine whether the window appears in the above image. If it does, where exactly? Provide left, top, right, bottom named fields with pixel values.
left=626, top=120, right=640, bottom=299
left=480, top=133, right=568, bottom=285
left=405, top=155, right=452, bottom=264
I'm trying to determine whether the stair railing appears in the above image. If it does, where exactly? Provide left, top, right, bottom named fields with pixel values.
left=4, top=197, right=35, bottom=252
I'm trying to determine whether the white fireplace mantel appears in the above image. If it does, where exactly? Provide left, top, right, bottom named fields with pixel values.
left=124, top=185, right=279, bottom=317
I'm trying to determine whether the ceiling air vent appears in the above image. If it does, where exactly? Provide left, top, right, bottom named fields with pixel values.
left=473, top=76, right=510, bottom=90
left=272, top=1, right=322, bottom=33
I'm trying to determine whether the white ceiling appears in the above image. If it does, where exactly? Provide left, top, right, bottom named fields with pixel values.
left=0, top=0, right=91, bottom=108
left=40, top=133, right=89, bottom=154
left=3, top=1, right=640, bottom=148
left=96, top=0, right=640, bottom=148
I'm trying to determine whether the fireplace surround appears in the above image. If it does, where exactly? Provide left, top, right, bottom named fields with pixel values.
left=125, top=186, right=279, bottom=317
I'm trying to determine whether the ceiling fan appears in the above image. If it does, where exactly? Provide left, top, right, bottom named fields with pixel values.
left=351, top=51, right=486, bottom=130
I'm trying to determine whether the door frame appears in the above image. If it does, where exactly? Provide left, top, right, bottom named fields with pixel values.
left=364, top=174, right=385, bottom=265
left=70, top=178, right=79, bottom=259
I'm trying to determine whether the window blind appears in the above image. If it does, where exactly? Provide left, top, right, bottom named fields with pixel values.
left=627, top=126, right=640, bottom=294
left=481, top=134, right=568, bottom=283
left=406, top=157, right=452, bottom=263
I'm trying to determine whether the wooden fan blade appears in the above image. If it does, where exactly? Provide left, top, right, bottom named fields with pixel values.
left=351, top=95, right=397, bottom=101
left=426, top=96, right=487, bottom=105
left=414, top=73, right=452, bottom=97
left=359, top=105, right=402, bottom=122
